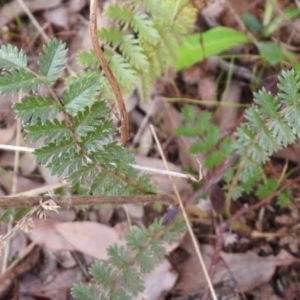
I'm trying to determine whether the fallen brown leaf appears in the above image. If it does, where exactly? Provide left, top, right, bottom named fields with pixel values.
left=27, top=219, right=72, bottom=251
left=54, top=221, right=122, bottom=260
left=0, top=123, right=16, bottom=144
left=28, top=219, right=122, bottom=260
left=133, top=259, right=178, bottom=300
left=173, top=235, right=299, bottom=297
left=0, top=0, right=62, bottom=27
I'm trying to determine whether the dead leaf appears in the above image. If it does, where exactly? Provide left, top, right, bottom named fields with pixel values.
left=0, top=173, right=42, bottom=194
left=125, top=92, right=139, bottom=113
left=138, top=126, right=152, bottom=155
left=134, top=260, right=178, bottom=300
left=210, top=184, right=225, bottom=215
left=28, top=219, right=123, bottom=260
left=0, top=0, right=62, bottom=27
left=173, top=234, right=299, bottom=297
left=98, top=205, right=114, bottom=225
left=27, top=219, right=72, bottom=251
left=123, top=204, right=144, bottom=219
left=0, top=123, right=16, bottom=144
left=19, top=152, right=36, bottom=176
left=54, top=221, right=122, bottom=260
left=0, top=247, right=40, bottom=299
left=40, top=268, right=85, bottom=300
left=250, top=284, right=283, bottom=300
left=219, top=248, right=297, bottom=293
left=43, top=6, right=69, bottom=29
left=68, top=0, right=86, bottom=13
left=219, top=81, right=241, bottom=134
left=0, top=95, right=17, bottom=124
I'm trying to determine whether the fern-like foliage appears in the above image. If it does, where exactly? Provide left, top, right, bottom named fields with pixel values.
left=78, top=0, right=196, bottom=99
left=176, top=106, right=234, bottom=169
left=0, top=39, right=156, bottom=197
left=176, top=70, right=300, bottom=202
left=0, top=1, right=197, bottom=297
left=231, top=70, right=300, bottom=184
left=71, top=219, right=185, bottom=300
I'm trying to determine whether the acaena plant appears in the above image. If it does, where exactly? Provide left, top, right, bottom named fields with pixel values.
left=0, top=0, right=196, bottom=299
left=176, top=69, right=300, bottom=214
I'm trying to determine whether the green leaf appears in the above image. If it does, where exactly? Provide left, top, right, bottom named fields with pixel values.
left=89, top=261, right=117, bottom=288
left=0, top=44, right=27, bottom=70
left=122, top=266, right=144, bottom=295
left=107, top=244, right=130, bottom=268
left=176, top=27, right=250, bottom=70
left=278, top=69, right=300, bottom=106
left=109, top=53, right=137, bottom=92
left=48, top=153, right=87, bottom=176
left=257, top=41, right=282, bottom=65
left=25, top=119, right=71, bottom=144
left=73, top=101, right=110, bottom=136
left=175, top=125, right=198, bottom=137
left=181, top=105, right=195, bottom=123
left=105, top=3, right=134, bottom=24
left=39, top=39, right=68, bottom=83
left=81, top=120, right=115, bottom=152
left=62, top=74, right=100, bottom=115
left=0, top=208, right=14, bottom=223
left=71, top=283, right=105, bottom=300
left=206, top=125, right=219, bottom=147
left=0, top=69, right=41, bottom=94
left=77, top=50, right=99, bottom=67
left=255, top=179, right=278, bottom=200
left=242, top=13, right=262, bottom=33
left=263, top=7, right=300, bottom=37
left=89, top=170, right=127, bottom=195
left=268, top=117, right=295, bottom=147
left=204, top=151, right=223, bottom=169
left=253, top=89, right=279, bottom=120
left=34, top=139, right=76, bottom=166
left=98, top=27, right=124, bottom=45
left=120, top=35, right=149, bottom=69
left=196, top=111, right=213, bottom=133
left=131, top=12, right=160, bottom=41
left=66, top=163, right=99, bottom=186
left=276, top=189, right=291, bottom=208
left=189, top=139, right=209, bottom=153
left=13, top=95, right=60, bottom=124
left=219, top=138, right=234, bottom=157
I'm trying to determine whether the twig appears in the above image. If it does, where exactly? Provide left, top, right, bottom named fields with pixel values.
left=89, top=0, right=129, bottom=145
left=185, top=153, right=239, bottom=206
left=150, top=124, right=218, bottom=300
left=1, top=94, right=22, bottom=274
left=0, top=194, right=174, bottom=208
left=0, top=144, right=200, bottom=182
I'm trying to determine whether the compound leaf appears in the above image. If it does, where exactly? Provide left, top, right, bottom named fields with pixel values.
left=13, top=95, right=60, bottom=124
left=62, top=74, right=100, bottom=115
left=0, top=69, right=41, bottom=94
left=39, top=39, right=68, bottom=83
left=0, top=44, right=27, bottom=70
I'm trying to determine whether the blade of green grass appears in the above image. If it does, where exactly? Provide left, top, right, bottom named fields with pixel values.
left=175, top=27, right=250, bottom=71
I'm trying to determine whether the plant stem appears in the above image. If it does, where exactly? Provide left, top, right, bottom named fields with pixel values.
left=89, top=0, right=129, bottom=145
left=0, top=195, right=174, bottom=208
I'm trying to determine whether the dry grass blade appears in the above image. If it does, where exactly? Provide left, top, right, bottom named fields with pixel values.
left=149, top=124, right=218, bottom=300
